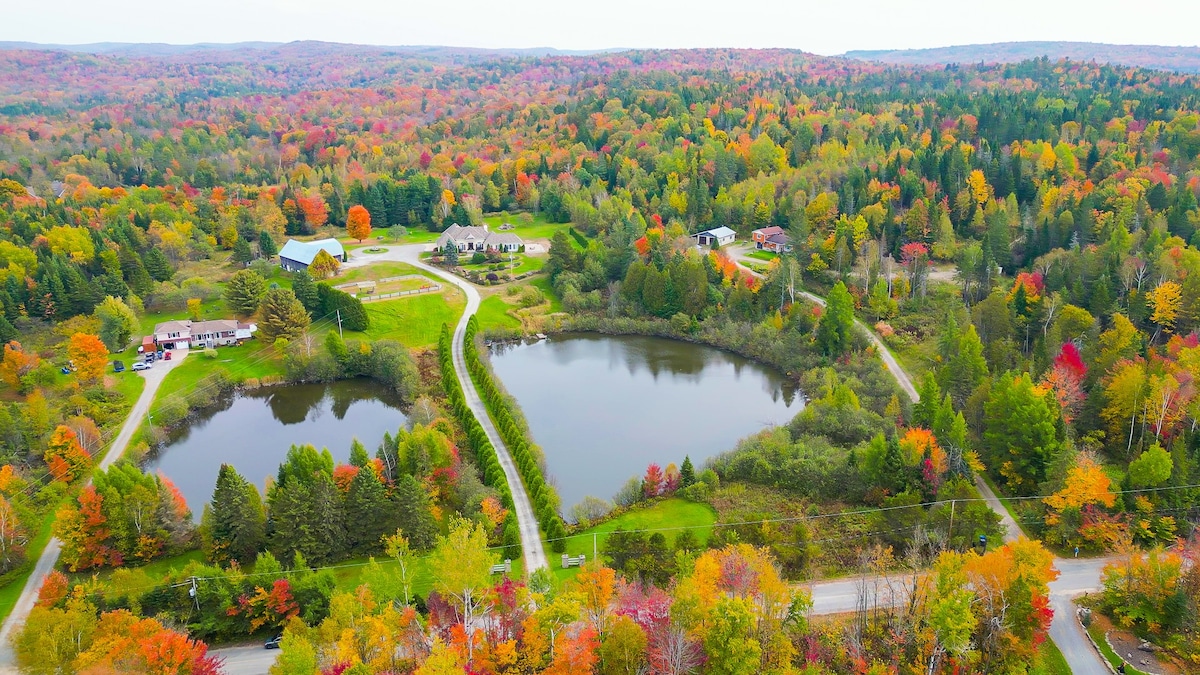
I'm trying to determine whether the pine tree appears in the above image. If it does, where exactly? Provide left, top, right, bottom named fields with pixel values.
left=393, top=474, right=438, bottom=551
left=290, top=270, right=320, bottom=314
left=117, top=248, right=153, bottom=298
left=345, top=465, right=394, bottom=554
left=143, top=248, right=174, bottom=282
left=944, top=324, right=988, bottom=406
left=258, top=230, right=278, bottom=259
left=348, top=439, right=370, bottom=468
left=0, top=315, right=14, bottom=345
left=257, top=287, right=311, bottom=343
left=679, top=456, right=696, bottom=488
left=224, top=269, right=267, bottom=317
left=443, top=241, right=459, bottom=267
left=201, top=464, right=265, bottom=565
left=231, top=238, right=253, bottom=265
left=816, top=281, right=855, bottom=357
left=912, top=374, right=942, bottom=428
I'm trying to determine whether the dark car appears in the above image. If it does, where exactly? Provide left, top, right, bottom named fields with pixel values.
left=264, top=634, right=283, bottom=649
left=112, top=361, right=125, bottom=373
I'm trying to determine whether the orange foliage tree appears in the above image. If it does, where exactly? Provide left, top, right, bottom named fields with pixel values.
left=43, top=425, right=92, bottom=483
left=1043, top=454, right=1119, bottom=550
left=68, top=333, right=109, bottom=385
left=347, top=204, right=372, bottom=242
left=0, top=341, right=40, bottom=391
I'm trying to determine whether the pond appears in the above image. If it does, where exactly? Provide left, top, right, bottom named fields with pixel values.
left=489, top=333, right=802, bottom=514
left=144, top=379, right=407, bottom=513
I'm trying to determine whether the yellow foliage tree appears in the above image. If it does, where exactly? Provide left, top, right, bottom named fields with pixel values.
left=1150, top=280, right=1182, bottom=333
left=967, top=169, right=991, bottom=205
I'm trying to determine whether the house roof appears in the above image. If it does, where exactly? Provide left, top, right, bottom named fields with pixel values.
left=697, top=226, right=737, bottom=239
left=753, top=226, right=785, bottom=237
left=279, top=238, right=345, bottom=266
left=436, top=223, right=523, bottom=247
left=487, top=232, right=523, bottom=245
left=766, top=233, right=791, bottom=245
left=153, top=320, right=192, bottom=335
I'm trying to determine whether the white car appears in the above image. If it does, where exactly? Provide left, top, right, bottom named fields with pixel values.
left=131, top=361, right=151, bottom=371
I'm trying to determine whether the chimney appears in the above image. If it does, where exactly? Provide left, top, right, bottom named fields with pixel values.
left=483, top=223, right=489, bottom=232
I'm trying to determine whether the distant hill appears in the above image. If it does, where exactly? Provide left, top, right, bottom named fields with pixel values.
left=844, top=41, right=1200, bottom=73
left=0, top=40, right=618, bottom=59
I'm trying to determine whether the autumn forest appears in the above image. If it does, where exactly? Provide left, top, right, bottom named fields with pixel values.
left=0, top=42, right=1198, bottom=674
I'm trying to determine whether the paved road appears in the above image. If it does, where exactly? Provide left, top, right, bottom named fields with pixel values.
left=359, top=245, right=549, bottom=573
left=0, top=352, right=190, bottom=671
left=727, top=248, right=1111, bottom=673
left=210, top=644, right=278, bottom=675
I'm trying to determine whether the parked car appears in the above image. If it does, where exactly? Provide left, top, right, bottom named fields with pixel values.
left=60, top=367, right=71, bottom=375
left=112, top=361, right=125, bottom=373
left=163, top=350, right=172, bottom=361
left=131, top=361, right=151, bottom=371
left=264, top=634, right=283, bottom=649
left=156, top=349, right=164, bottom=360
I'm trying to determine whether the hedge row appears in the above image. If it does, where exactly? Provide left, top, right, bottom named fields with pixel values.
left=462, top=316, right=568, bottom=552
left=438, top=324, right=521, bottom=561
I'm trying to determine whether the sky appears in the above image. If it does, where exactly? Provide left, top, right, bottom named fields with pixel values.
left=5, top=0, right=1200, bottom=55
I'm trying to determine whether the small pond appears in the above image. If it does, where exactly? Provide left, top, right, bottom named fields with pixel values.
left=489, top=333, right=802, bottom=513
left=144, top=379, right=407, bottom=512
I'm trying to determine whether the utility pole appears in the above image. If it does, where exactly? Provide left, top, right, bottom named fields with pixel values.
left=593, top=531, right=598, bottom=562
left=188, top=576, right=199, bottom=610
left=336, top=309, right=343, bottom=339
left=948, top=499, right=956, bottom=550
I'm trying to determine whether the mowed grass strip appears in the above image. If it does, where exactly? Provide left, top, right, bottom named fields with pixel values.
left=343, top=287, right=467, bottom=349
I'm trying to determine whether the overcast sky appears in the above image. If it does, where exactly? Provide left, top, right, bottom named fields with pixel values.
left=5, top=0, right=1199, bottom=55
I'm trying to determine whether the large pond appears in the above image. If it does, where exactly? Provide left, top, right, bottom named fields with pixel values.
left=489, top=333, right=802, bottom=513
left=145, top=379, right=407, bottom=512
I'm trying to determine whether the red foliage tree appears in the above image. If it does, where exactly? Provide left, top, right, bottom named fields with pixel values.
left=642, top=464, right=664, bottom=499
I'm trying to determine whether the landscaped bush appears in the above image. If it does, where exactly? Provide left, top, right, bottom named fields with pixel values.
left=470, top=252, right=487, bottom=264
left=202, top=348, right=218, bottom=359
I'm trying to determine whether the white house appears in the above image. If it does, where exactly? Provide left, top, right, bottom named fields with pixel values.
left=693, top=226, right=737, bottom=248
left=152, top=320, right=256, bottom=350
left=278, top=238, right=347, bottom=272
left=435, top=224, right=523, bottom=254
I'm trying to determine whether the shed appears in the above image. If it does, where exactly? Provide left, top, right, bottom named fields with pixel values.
left=693, top=226, right=737, bottom=248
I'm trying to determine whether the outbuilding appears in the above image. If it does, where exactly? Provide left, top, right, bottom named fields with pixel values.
left=693, top=226, right=737, bottom=248
left=278, top=238, right=347, bottom=273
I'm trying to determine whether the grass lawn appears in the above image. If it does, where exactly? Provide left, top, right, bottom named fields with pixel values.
left=528, top=277, right=564, bottom=313
left=746, top=250, right=778, bottom=262
left=343, top=288, right=467, bottom=349
left=335, top=262, right=429, bottom=285
left=1033, top=639, right=1072, bottom=675
left=0, top=507, right=61, bottom=625
left=477, top=295, right=522, bottom=332
left=460, top=253, right=545, bottom=276
left=481, top=213, right=573, bottom=242
left=558, top=499, right=717, bottom=561
left=148, top=343, right=286, bottom=419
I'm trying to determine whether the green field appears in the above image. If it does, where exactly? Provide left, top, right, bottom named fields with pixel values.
left=746, top=249, right=778, bottom=262
left=344, top=289, right=467, bottom=349
left=335, top=261, right=429, bottom=285
left=559, top=498, right=717, bottom=560
left=1033, top=639, right=1072, bottom=675
left=529, top=277, right=564, bottom=313
left=476, top=295, right=522, bottom=331
left=148, top=343, right=287, bottom=419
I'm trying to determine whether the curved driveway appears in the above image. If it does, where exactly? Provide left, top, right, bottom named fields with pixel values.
left=0, top=352, right=189, bottom=672
left=353, top=245, right=549, bottom=573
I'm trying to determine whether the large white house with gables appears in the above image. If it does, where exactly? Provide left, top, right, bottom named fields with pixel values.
left=435, top=224, right=523, bottom=253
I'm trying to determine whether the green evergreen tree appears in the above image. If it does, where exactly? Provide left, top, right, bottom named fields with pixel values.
left=200, top=464, right=266, bottom=565
left=258, top=230, right=279, bottom=259
left=348, top=439, right=370, bottom=468
left=290, top=269, right=320, bottom=314
left=317, top=285, right=369, bottom=331
left=816, top=281, right=855, bottom=356
left=224, top=269, right=267, bottom=317
left=912, top=373, right=942, bottom=428
left=345, top=465, right=394, bottom=554
left=393, top=474, right=438, bottom=551
left=231, top=237, right=254, bottom=264
left=117, top=247, right=153, bottom=298
left=0, top=315, right=15, bottom=345
left=257, top=287, right=311, bottom=343
left=983, top=372, right=1062, bottom=495
left=546, top=230, right=580, bottom=280
left=443, top=241, right=459, bottom=267
left=679, top=456, right=696, bottom=488
left=944, top=324, right=989, bottom=406
left=94, top=296, right=139, bottom=353
left=143, top=247, right=174, bottom=282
